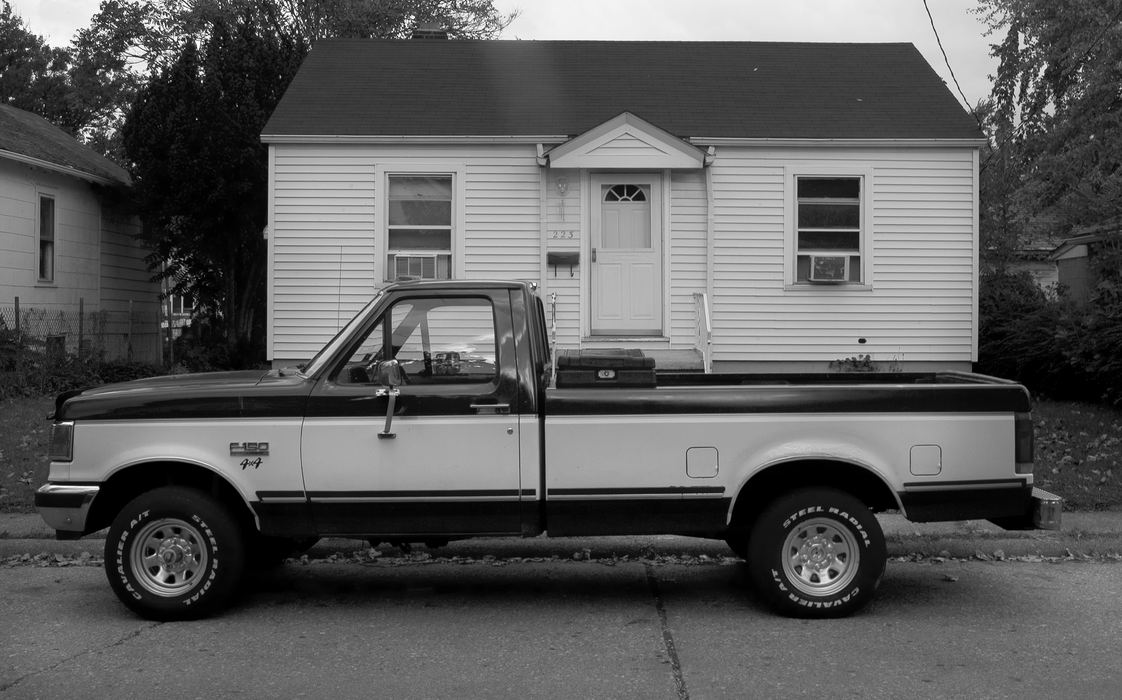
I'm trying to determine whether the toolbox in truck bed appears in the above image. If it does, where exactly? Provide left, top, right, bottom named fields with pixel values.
left=555, top=349, right=657, bottom=388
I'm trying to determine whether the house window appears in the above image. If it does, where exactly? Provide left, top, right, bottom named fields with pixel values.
left=386, top=175, right=453, bottom=281
left=38, top=195, right=55, bottom=283
left=795, top=177, right=862, bottom=284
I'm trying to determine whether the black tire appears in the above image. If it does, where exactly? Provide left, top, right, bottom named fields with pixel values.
left=105, top=486, right=245, bottom=621
left=747, top=488, right=885, bottom=618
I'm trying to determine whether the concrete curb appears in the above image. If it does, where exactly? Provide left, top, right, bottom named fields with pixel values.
left=3, top=511, right=1121, bottom=561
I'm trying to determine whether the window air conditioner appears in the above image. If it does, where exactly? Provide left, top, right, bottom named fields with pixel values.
left=394, top=254, right=438, bottom=280
left=808, top=255, right=849, bottom=283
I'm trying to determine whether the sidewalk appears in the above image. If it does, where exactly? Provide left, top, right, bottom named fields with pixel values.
left=3, top=510, right=1121, bottom=560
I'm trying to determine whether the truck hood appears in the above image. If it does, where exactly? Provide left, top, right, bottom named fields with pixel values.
left=55, top=369, right=315, bottom=421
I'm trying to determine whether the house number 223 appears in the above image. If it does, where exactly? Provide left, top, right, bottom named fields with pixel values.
left=550, top=231, right=577, bottom=239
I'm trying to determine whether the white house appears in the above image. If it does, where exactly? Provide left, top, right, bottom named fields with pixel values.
left=0, top=104, right=160, bottom=362
left=261, top=39, right=985, bottom=372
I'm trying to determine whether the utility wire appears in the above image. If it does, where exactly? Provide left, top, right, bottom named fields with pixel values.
left=922, top=0, right=977, bottom=116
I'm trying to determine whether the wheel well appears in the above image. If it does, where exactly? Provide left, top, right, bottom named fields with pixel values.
left=728, top=459, right=898, bottom=533
left=86, top=462, right=258, bottom=537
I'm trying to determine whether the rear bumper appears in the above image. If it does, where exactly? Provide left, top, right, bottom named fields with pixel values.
left=984, top=487, right=1064, bottom=531
left=1028, top=487, right=1064, bottom=530
left=900, top=484, right=1063, bottom=531
left=35, top=483, right=99, bottom=539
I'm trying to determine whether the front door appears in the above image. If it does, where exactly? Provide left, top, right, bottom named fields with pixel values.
left=591, top=174, right=662, bottom=336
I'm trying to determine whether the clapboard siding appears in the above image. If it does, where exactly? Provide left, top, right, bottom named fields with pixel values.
left=269, top=143, right=542, bottom=361
left=668, top=170, right=708, bottom=347
left=709, top=147, right=976, bottom=365
left=268, top=141, right=978, bottom=368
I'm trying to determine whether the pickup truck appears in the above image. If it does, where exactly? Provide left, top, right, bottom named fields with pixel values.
left=37, top=279, right=1062, bottom=620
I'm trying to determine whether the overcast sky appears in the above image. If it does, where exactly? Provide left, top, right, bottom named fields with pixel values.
left=11, top=0, right=1000, bottom=110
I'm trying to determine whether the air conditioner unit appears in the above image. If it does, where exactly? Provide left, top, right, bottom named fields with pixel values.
left=808, top=255, right=849, bottom=283
left=393, top=254, right=438, bottom=280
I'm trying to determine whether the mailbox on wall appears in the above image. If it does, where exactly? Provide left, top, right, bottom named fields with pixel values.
left=547, top=251, right=579, bottom=277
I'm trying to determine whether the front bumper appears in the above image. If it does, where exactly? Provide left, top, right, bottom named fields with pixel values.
left=35, top=484, right=100, bottom=539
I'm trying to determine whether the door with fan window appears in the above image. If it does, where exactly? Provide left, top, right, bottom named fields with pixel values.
left=590, top=174, right=662, bottom=336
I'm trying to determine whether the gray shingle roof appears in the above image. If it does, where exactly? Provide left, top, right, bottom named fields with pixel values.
left=0, top=104, right=130, bottom=185
left=263, top=40, right=982, bottom=141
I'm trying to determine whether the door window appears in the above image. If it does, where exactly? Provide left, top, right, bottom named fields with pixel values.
left=335, top=297, right=497, bottom=385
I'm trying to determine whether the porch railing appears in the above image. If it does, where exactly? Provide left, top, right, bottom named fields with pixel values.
left=692, top=292, right=712, bottom=373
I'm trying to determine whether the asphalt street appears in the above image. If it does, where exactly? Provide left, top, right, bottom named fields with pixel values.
left=2, top=556, right=1120, bottom=699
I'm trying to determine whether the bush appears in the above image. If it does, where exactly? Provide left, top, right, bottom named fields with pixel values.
left=977, top=264, right=1122, bottom=406
left=0, top=346, right=163, bottom=399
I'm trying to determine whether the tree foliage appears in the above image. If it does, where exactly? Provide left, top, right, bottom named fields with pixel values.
left=115, top=0, right=513, bottom=364
left=123, top=7, right=305, bottom=364
left=978, top=0, right=1122, bottom=237
left=0, top=1, right=74, bottom=129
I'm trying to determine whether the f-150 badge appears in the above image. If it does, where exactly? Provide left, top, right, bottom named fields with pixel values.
left=230, top=442, right=269, bottom=456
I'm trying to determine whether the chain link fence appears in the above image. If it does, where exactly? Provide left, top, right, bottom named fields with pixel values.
left=0, top=298, right=163, bottom=396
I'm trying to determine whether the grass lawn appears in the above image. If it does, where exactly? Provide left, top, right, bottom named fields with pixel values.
left=0, top=396, right=53, bottom=513
left=1, top=395, right=1119, bottom=513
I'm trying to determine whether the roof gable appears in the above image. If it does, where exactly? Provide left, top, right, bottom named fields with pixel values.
left=264, top=40, right=983, bottom=142
left=548, top=112, right=706, bottom=169
left=0, top=104, right=130, bottom=186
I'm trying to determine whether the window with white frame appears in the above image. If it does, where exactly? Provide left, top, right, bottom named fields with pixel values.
left=38, top=194, right=55, bottom=283
left=794, top=177, right=863, bottom=284
left=386, top=174, right=453, bottom=281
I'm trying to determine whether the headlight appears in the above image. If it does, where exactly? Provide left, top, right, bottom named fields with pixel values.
left=49, top=422, right=74, bottom=462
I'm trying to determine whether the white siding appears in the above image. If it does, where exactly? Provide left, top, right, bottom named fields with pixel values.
left=268, top=143, right=979, bottom=369
left=269, top=144, right=542, bottom=362
left=667, top=170, right=708, bottom=346
left=708, top=147, right=977, bottom=366
left=0, top=161, right=100, bottom=309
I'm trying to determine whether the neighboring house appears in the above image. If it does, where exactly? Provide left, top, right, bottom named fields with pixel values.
left=261, top=39, right=985, bottom=372
left=1049, top=221, right=1122, bottom=304
left=0, top=104, right=161, bottom=362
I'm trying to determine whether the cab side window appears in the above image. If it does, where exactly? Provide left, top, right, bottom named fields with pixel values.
left=336, top=297, right=497, bottom=385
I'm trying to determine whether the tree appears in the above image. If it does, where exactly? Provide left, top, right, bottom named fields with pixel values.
left=118, top=0, right=514, bottom=364
left=977, top=0, right=1122, bottom=233
left=123, top=9, right=304, bottom=364
left=0, top=1, right=74, bottom=130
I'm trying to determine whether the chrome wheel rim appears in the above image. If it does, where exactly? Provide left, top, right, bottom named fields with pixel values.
left=782, top=517, right=860, bottom=597
left=131, top=518, right=209, bottom=598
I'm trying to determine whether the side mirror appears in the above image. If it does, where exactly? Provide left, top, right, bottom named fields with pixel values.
left=372, top=358, right=405, bottom=388
left=374, top=359, right=404, bottom=439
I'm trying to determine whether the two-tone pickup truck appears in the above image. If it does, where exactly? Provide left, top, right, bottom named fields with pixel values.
left=37, top=280, right=1062, bottom=620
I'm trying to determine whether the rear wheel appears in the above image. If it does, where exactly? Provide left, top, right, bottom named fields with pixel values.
left=747, top=488, right=885, bottom=618
left=105, top=486, right=245, bottom=621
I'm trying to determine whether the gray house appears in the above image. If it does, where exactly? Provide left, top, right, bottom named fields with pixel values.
left=0, top=104, right=160, bottom=361
left=262, top=39, right=984, bottom=371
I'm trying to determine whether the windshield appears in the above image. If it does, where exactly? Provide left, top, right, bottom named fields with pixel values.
left=298, top=292, right=384, bottom=378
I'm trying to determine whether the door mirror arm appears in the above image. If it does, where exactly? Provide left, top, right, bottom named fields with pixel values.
left=374, top=359, right=405, bottom=439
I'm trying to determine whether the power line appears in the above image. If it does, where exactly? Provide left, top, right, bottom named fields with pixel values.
left=922, top=0, right=976, bottom=114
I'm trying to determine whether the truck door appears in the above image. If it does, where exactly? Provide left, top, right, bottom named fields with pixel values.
left=301, top=291, right=523, bottom=536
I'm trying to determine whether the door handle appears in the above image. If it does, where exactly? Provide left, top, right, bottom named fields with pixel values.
left=471, top=403, right=511, bottom=414
left=591, top=248, right=597, bottom=263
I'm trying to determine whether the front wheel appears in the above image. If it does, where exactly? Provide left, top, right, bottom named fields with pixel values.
left=747, top=488, right=885, bottom=618
left=105, top=486, right=245, bottom=621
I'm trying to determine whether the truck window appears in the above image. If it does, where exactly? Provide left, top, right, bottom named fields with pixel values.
left=336, top=297, right=497, bottom=385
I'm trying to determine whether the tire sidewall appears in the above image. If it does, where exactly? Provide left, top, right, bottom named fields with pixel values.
left=105, top=487, right=244, bottom=621
left=748, top=488, right=886, bottom=618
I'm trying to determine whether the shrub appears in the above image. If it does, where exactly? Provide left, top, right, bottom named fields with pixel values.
left=977, top=263, right=1122, bottom=406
